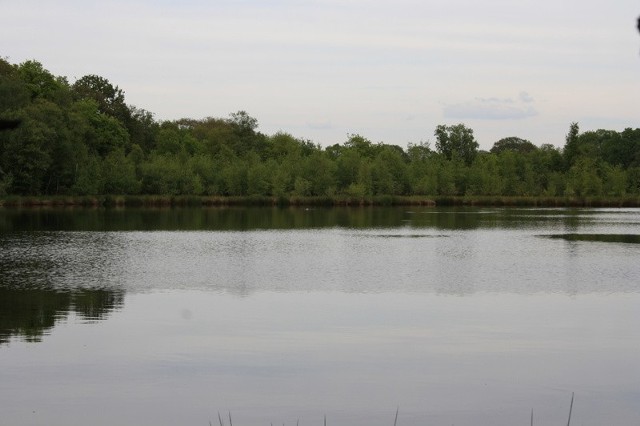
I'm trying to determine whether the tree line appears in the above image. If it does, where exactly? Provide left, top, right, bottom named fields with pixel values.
left=1, top=58, right=640, bottom=200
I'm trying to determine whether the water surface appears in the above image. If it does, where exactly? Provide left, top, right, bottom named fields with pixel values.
left=1, top=207, right=639, bottom=426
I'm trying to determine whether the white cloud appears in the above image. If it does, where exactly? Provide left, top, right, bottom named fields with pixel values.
left=519, top=92, right=535, bottom=103
left=444, top=94, right=538, bottom=120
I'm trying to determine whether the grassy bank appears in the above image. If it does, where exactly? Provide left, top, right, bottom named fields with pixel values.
left=432, top=195, right=640, bottom=207
left=0, top=195, right=436, bottom=208
left=2, top=194, right=640, bottom=208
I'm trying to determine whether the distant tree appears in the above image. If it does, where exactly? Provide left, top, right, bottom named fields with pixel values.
left=490, top=137, right=537, bottom=154
left=101, top=149, right=140, bottom=194
left=344, top=134, right=377, bottom=158
left=435, top=158, right=457, bottom=195
left=434, top=123, right=478, bottom=165
left=220, top=159, right=248, bottom=196
left=602, top=164, right=627, bottom=196
left=371, top=146, right=409, bottom=195
left=6, top=54, right=640, bottom=199
left=127, top=106, right=158, bottom=153
left=187, top=154, right=219, bottom=195
left=563, top=122, right=581, bottom=167
left=573, top=130, right=605, bottom=160
left=303, top=151, right=336, bottom=196
left=246, top=152, right=270, bottom=196
left=0, top=58, right=30, bottom=113
left=72, top=75, right=130, bottom=124
left=226, top=111, right=267, bottom=157
left=563, top=125, right=634, bottom=169
left=599, top=128, right=640, bottom=168
left=140, top=153, right=199, bottom=195
left=406, top=142, right=436, bottom=195
left=228, top=110, right=258, bottom=133
left=70, top=99, right=129, bottom=157
left=467, top=153, right=502, bottom=195
left=495, top=151, right=521, bottom=195
left=15, top=60, right=68, bottom=103
left=335, top=148, right=362, bottom=190
left=566, top=156, right=603, bottom=196
left=407, top=141, right=432, bottom=162
left=268, top=159, right=293, bottom=197
left=267, top=132, right=303, bottom=159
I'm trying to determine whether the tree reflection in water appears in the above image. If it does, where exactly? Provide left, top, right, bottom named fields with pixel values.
left=0, top=287, right=124, bottom=344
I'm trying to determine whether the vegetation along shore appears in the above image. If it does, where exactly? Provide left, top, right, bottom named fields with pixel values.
left=3, top=194, right=640, bottom=208
left=1, top=58, right=640, bottom=203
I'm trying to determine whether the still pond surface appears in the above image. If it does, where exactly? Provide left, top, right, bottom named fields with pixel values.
left=1, top=207, right=639, bottom=426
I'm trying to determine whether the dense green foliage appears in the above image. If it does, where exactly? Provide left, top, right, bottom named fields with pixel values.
left=2, top=58, right=640, bottom=199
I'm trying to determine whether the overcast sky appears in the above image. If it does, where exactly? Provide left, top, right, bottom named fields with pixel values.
left=1, top=0, right=639, bottom=150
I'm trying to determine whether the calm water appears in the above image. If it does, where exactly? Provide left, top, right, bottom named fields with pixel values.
left=1, top=207, right=639, bottom=426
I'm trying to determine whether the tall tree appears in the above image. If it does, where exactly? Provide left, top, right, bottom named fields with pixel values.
left=434, top=123, right=478, bottom=165
left=226, top=111, right=267, bottom=157
left=15, top=60, right=68, bottom=103
left=563, top=122, right=581, bottom=168
left=72, top=75, right=130, bottom=125
left=0, top=58, right=30, bottom=113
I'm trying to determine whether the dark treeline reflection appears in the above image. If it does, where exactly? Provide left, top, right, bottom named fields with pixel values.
left=0, top=224, right=126, bottom=344
left=0, top=287, right=124, bottom=344
left=546, top=234, right=640, bottom=244
left=0, top=206, right=615, bottom=232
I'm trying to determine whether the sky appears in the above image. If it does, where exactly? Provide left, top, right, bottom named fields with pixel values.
left=1, top=0, right=639, bottom=150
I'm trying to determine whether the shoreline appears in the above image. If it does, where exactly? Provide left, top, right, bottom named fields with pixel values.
left=2, top=195, right=640, bottom=208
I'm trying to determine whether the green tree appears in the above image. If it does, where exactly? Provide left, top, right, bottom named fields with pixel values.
left=246, top=153, right=271, bottom=196
left=156, top=125, right=186, bottom=155
left=407, top=141, right=432, bottom=162
left=16, top=60, right=69, bottom=103
left=267, top=132, right=304, bottom=160
left=490, top=136, right=537, bottom=154
left=344, top=134, right=378, bottom=158
left=498, top=151, right=523, bottom=195
left=467, top=153, right=501, bottom=195
left=127, top=106, right=159, bottom=153
left=602, top=164, right=627, bottom=196
left=72, top=152, right=102, bottom=195
left=183, top=117, right=236, bottom=158
left=435, top=158, right=457, bottom=195
left=356, top=161, right=373, bottom=196
left=268, top=159, right=293, bottom=197
left=72, top=75, right=130, bottom=124
left=188, top=154, right=220, bottom=195
left=220, top=159, right=248, bottom=196
left=434, top=123, right=478, bottom=165
left=226, top=111, right=267, bottom=157
left=407, top=142, right=436, bottom=195
left=371, top=146, right=408, bottom=195
left=627, top=167, right=640, bottom=194
left=601, top=128, right=640, bottom=168
left=140, top=153, right=199, bottom=195
left=70, top=99, right=129, bottom=157
left=102, top=149, right=140, bottom=194
left=565, top=157, right=603, bottom=196
left=563, top=122, right=581, bottom=168
left=335, top=148, right=362, bottom=191
left=0, top=116, right=52, bottom=194
left=293, top=176, right=312, bottom=196
left=301, top=151, right=336, bottom=196
left=0, top=99, right=77, bottom=195
left=0, top=58, right=30, bottom=113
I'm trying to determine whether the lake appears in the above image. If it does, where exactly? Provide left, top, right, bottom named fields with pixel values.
left=1, top=206, right=639, bottom=426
